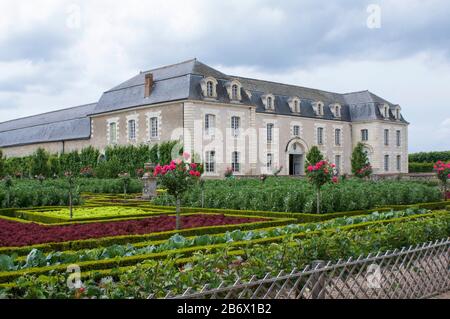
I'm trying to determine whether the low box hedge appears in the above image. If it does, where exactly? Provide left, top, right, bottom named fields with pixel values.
left=0, top=217, right=296, bottom=256
left=1, top=211, right=447, bottom=284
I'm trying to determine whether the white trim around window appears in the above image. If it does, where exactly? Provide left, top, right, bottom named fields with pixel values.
left=146, top=111, right=162, bottom=141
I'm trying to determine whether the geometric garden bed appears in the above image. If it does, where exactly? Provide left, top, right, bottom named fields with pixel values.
left=0, top=214, right=268, bottom=247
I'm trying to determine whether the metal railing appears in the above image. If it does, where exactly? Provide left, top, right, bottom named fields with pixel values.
left=156, top=238, right=449, bottom=299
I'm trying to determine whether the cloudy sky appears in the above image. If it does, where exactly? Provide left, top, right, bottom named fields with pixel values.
left=0, top=0, right=449, bottom=152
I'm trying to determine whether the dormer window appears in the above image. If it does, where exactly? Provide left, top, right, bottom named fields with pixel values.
left=380, top=104, right=390, bottom=119
left=225, top=80, right=242, bottom=102
left=267, top=97, right=273, bottom=109
left=262, top=94, right=275, bottom=111
left=330, top=104, right=341, bottom=118
left=207, top=81, right=214, bottom=97
left=232, top=85, right=238, bottom=100
left=200, top=77, right=218, bottom=99
left=313, top=101, right=324, bottom=116
left=288, top=97, right=301, bottom=113
left=394, top=105, right=401, bottom=120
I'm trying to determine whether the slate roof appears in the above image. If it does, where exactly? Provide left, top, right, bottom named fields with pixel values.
left=0, top=59, right=407, bottom=148
left=0, top=103, right=96, bottom=148
left=94, top=58, right=407, bottom=124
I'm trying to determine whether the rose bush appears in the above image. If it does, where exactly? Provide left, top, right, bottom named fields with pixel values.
left=433, top=161, right=450, bottom=200
left=154, top=152, right=203, bottom=229
left=306, top=160, right=338, bottom=214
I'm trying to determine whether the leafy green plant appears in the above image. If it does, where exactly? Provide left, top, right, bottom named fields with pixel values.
left=351, top=142, right=372, bottom=178
left=30, top=148, right=50, bottom=178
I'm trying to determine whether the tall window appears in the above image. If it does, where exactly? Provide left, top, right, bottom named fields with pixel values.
left=335, top=155, right=341, bottom=175
left=335, top=105, right=341, bottom=117
left=384, top=129, right=389, bottom=146
left=384, top=155, right=390, bottom=172
left=267, top=123, right=274, bottom=143
left=205, top=151, right=216, bottom=173
left=293, top=100, right=300, bottom=113
left=150, top=117, right=159, bottom=138
left=361, top=129, right=369, bottom=141
left=396, top=109, right=400, bottom=120
left=205, top=114, right=216, bottom=136
left=335, top=129, right=341, bottom=146
left=317, top=127, right=324, bottom=145
left=293, top=125, right=300, bottom=137
left=109, top=122, right=117, bottom=144
left=232, top=84, right=239, bottom=100
left=128, top=120, right=136, bottom=141
left=267, top=153, right=273, bottom=171
left=384, top=106, right=389, bottom=118
left=232, top=151, right=240, bottom=172
left=396, top=130, right=401, bottom=147
left=206, top=81, right=214, bottom=97
left=317, top=104, right=324, bottom=116
left=231, top=116, right=240, bottom=137
left=267, top=96, right=273, bottom=110
left=397, top=155, right=401, bottom=171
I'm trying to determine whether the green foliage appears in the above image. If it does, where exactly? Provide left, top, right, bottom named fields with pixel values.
left=0, top=213, right=448, bottom=298
left=0, top=150, right=4, bottom=178
left=30, top=148, right=50, bottom=177
left=2, top=142, right=181, bottom=179
left=0, top=208, right=433, bottom=273
left=351, top=143, right=372, bottom=178
left=305, top=146, right=323, bottom=169
left=0, top=181, right=82, bottom=208
left=153, top=178, right=442, bottom=214
left=409, top=151, right=450, bottom=163
left=408, top=162, right=434, bottom=173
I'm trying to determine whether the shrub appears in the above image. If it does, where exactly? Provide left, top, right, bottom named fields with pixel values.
left=351, top=142, right=372, bottom=178
left=305, top=146, right=323, bottom=169
left=30, top=148, right=50, bottom=178
left=409, top=162, right=434, bottom=173
left=409, top=151, right=450, bottom=163
left=0, top=150, right=4, bottom=178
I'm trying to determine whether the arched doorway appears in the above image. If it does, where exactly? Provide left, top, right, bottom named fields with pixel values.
left=285, top=139, right=307, bottom=176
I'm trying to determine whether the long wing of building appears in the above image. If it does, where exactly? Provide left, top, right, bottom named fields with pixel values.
left=0, top=59, right=408, bottom=175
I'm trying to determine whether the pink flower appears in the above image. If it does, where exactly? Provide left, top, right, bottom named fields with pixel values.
left=175, top=158, right=182, bottom=165
left=332, top=176, right=338, bottom=183
left=307, top=166, right=314, bottom=172
left=183, top=152, right=191, bottom=160
left=190, top=163, right=198, bottom=170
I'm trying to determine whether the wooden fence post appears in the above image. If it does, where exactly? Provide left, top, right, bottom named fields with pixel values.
left=311, top=260, right=326, bottom=299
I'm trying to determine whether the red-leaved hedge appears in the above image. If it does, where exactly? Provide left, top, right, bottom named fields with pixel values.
left=0, top=214, right=267, bottom=247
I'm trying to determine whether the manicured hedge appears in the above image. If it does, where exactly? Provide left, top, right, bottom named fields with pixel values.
left=0, top=211, right=447, bottom=285
left=409, top=151, right=450, bottom=163
left=409, top=162, right=434, bottom=173
left=0, top=217, right=295, bottom=256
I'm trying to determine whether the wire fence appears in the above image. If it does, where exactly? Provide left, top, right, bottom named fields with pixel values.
left=154, top=238, right=449, bottom=299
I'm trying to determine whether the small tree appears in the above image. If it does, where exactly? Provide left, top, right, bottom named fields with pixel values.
left=65, top=171, right=75, bottom=220
left=154, top=153, right=203, bottom=230
left=118, top=172, right=131, bottom=196
left=0, top=150, right=5, bottom=178
left=351, top=143, right=373, bottom=178
left=433, top=161, right=450, bottom=200
left=306, top=160, right=338, bottom=214
left=3, top=175, right=13, bottom=207
left=31, top=148, right=50, bottom=177
left=305, top=146, right=324, bottom=169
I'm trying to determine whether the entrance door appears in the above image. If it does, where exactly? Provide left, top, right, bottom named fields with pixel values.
left=289, top=154, right=303, bottom=175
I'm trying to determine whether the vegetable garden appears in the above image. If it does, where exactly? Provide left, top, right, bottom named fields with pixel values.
left=0, top=153, right=449, bottom=299
left=0, top=190, right=449, bottom=298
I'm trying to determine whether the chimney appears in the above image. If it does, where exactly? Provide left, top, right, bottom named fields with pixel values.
left=144, top=73, right=154, bottom=98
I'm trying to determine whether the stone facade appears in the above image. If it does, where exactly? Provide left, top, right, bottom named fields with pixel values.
left=0, top=59, right=409, bottom=176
